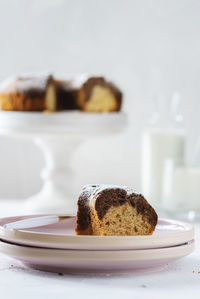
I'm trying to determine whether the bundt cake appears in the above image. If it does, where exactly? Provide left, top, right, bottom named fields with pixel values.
left=0, top=74, right=122, bottom=113
left=76, top=184, right=158, bottom=236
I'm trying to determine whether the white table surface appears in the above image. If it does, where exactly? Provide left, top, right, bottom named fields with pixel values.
left=0, top=200, right=199, bottom=299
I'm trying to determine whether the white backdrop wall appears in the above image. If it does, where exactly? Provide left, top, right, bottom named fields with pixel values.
left=0, top=0, right=199, bottom=198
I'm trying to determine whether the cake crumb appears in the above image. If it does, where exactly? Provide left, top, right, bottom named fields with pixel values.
left=141, top=284, right=147, bottom=288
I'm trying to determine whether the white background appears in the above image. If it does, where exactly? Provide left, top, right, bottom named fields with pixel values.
left=0, top=0, right=200, bottom=199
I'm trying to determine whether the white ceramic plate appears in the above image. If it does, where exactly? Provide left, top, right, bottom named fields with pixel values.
left=0, top=215, right=194, bottom=250
left=0, top=238, right=194, bottom=274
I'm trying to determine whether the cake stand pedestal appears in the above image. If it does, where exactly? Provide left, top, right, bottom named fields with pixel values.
left=0, top=111, right=127, bottom=214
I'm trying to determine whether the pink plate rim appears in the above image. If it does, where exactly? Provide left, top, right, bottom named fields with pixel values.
left=0, top=215, right=194, bottom=251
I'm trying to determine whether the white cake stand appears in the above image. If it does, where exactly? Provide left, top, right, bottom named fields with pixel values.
left=0, top=111, right=127, bottom=214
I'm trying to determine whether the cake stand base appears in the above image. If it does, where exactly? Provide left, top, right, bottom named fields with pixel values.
left=24, top=136, right=81, bottom=214
left=0, top=111, right=127, bottom=214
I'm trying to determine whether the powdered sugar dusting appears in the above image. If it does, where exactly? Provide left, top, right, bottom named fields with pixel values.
left=0, top=72, right=52, bottom=93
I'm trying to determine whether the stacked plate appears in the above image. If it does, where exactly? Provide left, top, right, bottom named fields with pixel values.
left=0, top=215, right=194, bottom=274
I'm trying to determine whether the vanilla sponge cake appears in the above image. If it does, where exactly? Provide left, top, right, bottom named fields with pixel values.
left=76, top=185, right=158, bottom=236
left=77, top=77, right=122, bottom=112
